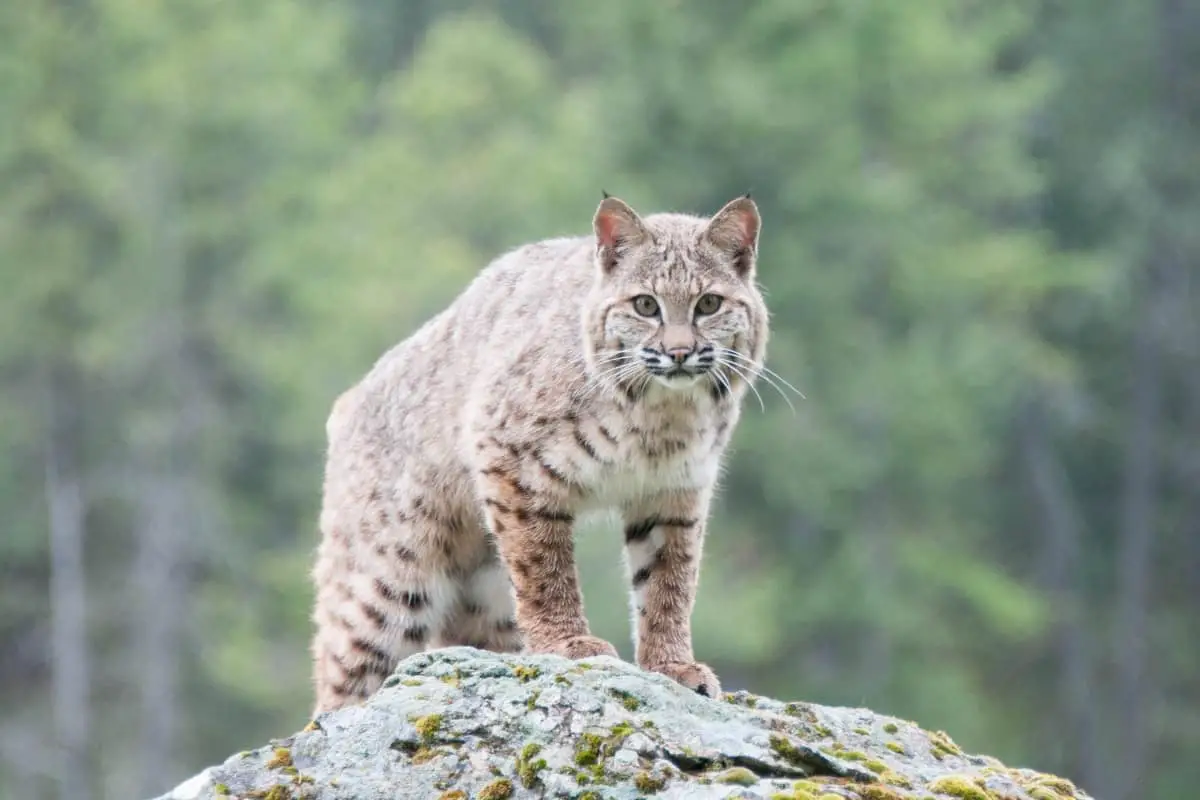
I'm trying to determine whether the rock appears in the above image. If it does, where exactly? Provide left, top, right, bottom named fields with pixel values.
left=152, top=648, right=1094, bottom=800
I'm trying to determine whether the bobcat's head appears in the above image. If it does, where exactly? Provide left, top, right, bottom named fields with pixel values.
left=583, top=195, right=769, bottom=401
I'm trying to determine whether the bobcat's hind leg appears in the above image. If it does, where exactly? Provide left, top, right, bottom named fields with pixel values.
left=436, top=555, right=524, bottom=653
left=310, top=522, right=459, bottom=714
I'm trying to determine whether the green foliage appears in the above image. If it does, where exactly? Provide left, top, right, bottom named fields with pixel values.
left=0, top=2, right=1196, bottom=800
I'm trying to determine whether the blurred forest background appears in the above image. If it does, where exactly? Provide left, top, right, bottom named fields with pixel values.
left=1, top=1, right=1198, bottom=799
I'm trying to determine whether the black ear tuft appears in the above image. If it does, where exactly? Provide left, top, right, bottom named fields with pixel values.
left=695, top=684, right=711, bottom=698
left=601, top=189, right=611, bottom=199
left=743, top=190, right=753, bottom=200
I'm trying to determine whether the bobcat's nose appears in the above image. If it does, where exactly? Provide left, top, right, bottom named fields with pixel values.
left=666, top=347, right=693, bottom=365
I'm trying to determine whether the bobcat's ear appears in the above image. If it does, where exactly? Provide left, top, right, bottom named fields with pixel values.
left=593, top=196, right=648, bottom=274
left=703, top=195, right=760, bottom=278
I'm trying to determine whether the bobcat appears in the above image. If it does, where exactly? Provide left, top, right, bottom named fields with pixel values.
left=310, top=194, right=768, bottom=713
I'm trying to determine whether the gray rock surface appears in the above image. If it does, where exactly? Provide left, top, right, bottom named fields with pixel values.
left=154, top=648, right=1093, bottom=800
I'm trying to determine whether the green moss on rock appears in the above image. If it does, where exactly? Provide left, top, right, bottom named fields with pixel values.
left=610, top=688, right=642, bottom=711
left=414, top=714, right=443, bottom=743
left=634, top=770, right=669, bottom=792
left=928, top=776, right=990, bottom=800
left=768, top=782, right=824, bottom=800
left=513, top=665, right=540, bottom=683
left=715, top=767, right=759, bottom=786
left=265, top=747, right=293, bottom=771
left=929, top=730, right=963, bottom=761
left=1022, top=775, right=1077, bottom=797
left=574, top=733, right=604, bottom=768
left=247, top=787, right=291, bottom=800
left=476, top=778, right=514, bottom=800
left=769, top=733, right=814, bottom=767
left=516, top=742, right=547, bottom=788
left=573, top=722, right=635, bottom=781
left=411, top=746, right=441, bottom=764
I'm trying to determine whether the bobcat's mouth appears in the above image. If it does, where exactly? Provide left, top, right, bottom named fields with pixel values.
left=651, top=367, right=705, bottom=389
left=663, top=365, right=703, bottom=379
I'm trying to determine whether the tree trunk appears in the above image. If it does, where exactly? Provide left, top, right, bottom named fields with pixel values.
left=45, top=366, right=91, bottom=800
left=133, top=470, right=191, bottom=796
left=859, top=440, right=894, bottom=703
left=0, top=726, right=57, bottom=798
left=1109, top=2, right=1192, bottom=796
left=130, top=153, right=202, bottom=797
left=1019, top=398, right=1100, bottom=790
left=1110, top=244, right=1166, bottom=800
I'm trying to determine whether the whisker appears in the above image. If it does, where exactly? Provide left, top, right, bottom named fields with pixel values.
left=590, top=358, right=638, bottom=380
left=709, top=367, right=747, bottom=411
left=578, top=370, right=627, bottom=400
left=636, top=371, right=653, bottom=398
left=756, top=366, right=806, bottom=400
left=593, top=362, right=638, bottom=381
left=589, top=353, right=630, bottom=372
left=750, top=370, right=797, bottom=414
left=717, top=359, right=768, bottom=413
left=717, top=348, right=806, bottom=400
left=578, top=360, right=645, bottom=401
left=717, top=352, right=795, bottom=414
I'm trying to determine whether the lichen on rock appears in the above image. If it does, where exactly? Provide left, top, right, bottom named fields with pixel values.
left=151, top=648, right=1095, bottom=800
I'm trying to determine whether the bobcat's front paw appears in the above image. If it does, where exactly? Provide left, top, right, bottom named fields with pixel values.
left=647, top=661, right=722, bottom=700
left=542, top=635, right=619, bottom=660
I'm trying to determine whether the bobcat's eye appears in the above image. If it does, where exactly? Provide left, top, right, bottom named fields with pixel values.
left=632, top=295, right=659, bottom=317
left=695, top=294, right=722, bottom=315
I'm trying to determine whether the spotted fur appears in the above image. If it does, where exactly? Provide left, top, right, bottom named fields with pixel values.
left=310, top=196, right=769, bottom=713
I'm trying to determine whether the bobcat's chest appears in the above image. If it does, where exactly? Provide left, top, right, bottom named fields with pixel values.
left=577, top=408, right=721, bottom=509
